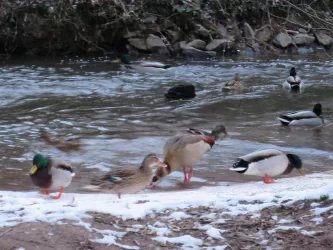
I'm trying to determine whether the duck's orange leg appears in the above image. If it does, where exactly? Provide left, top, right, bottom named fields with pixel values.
left=263, top=174, right=276, bottom=184
left=40, top=189, right=49, bottom=195
left=187, top=168, right=193, bottom=182
left=183, top=167, right=189, bottom=183
left=49, top=187, right=64, bottom=199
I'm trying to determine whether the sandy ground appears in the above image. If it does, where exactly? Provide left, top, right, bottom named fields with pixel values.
left=1, top=197, right=333, bottom=250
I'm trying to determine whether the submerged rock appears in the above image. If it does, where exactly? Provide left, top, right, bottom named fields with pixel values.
left=165, top=84, right=196, bottom=100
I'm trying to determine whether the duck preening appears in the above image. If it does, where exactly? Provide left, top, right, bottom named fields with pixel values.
left=151, top=125, right=228, bottom=186
left=81, top=153, right=166, bottom=199
left=165, top=84, right=196, bottom=100
left=283, top=67, right=304, bottom=91
left=277, top=103, right=324, bottom=126
left=30, top=154, right=75, bottom=199
left=229, top=149, right=305, bottom=184
left=114, top=54, right=173, bottom=73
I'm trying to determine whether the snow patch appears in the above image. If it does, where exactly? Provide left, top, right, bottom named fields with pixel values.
left=200, top=225, right=225, bottom=239
left=278, top=219, right=293, bottom=224
left=313, top=205, right=333, bottom=215
left=301, top=230, right=318, bottom=236
left=148, top=225, right=170, bottom=236
left=153, top=235, right=203, bottom=247
left=166, top=211, right=191, bottom=220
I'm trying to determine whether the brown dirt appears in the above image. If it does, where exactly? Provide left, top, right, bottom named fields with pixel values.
left=1, top=198, right=333, bottom=250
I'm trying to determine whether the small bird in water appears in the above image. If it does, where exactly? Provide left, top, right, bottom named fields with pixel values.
left=277, top=103, right=324, bottom=126
left=150, top=125, right=228, bottom=186
left=40, top=129, right=85, bottom=152
left=283, top=67, right=304, bottom=91
left=229, top=149, right=305, bottom=184
left=30, top=154, right=75, bottom=199
left=81, top=153, right=166, bottom=199
left=222, top=73, right=243, bottom=91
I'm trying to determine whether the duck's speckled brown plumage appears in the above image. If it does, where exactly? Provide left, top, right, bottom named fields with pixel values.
left=40, top=130, right=85, bottom=152
left=81, top=153, right=165, bottom=198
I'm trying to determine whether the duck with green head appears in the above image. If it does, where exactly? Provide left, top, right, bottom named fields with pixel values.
left=30, top=154, right=75, bottom=199
left=115, top=54, right=173, bottom=73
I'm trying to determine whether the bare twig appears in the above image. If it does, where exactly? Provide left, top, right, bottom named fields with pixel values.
left=0, top=228, right=13, bottom=238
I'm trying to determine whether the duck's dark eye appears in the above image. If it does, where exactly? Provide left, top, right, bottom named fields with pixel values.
left=152, top=176, right=159, bottom=182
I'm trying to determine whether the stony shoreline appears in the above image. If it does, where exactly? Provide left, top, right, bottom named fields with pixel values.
left=0, top=0, right=332, bottom=57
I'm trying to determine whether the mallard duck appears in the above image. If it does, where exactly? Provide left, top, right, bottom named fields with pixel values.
left=40, top=129, right=85, bottom=152
left=151, top=125, right=228, bottom=186
left=283, top=67, right=304, bottom=91
left=165, top=84, right=196, bottom=100
left=114, top=55, right=173, bottom=73
left=81, top=153, right=166, bottom=199
left=222, top=73, right=243, bottom=91
left=277, top=103, right=324, bottom=126
left=229, top=149, right=305, bottom=184
left=30, top=154, right=75, bottom=199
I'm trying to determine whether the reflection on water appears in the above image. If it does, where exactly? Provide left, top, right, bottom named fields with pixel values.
left=1, top=54, right=333, bottom=192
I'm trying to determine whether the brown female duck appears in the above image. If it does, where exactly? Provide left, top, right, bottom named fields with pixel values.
left=40, top=129, right=85, bottom=152
left=82, top=153, right=166, bottom=198
left=151, top=125, right=228, bottom=186
left=222, top=73, right=243, bottom=91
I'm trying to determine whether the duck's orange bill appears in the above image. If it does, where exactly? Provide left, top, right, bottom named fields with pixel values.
left=156, top=162, right=168, bottom=168
left=298, top=168, right=308, bottom=175
left=30, top=165, right=38, bottom=174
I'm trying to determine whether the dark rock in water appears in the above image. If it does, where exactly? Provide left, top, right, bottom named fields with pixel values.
left=165, top=85, right=196, bottom=100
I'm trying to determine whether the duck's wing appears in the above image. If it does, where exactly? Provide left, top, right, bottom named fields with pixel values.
left=284, top=110, right=317, bottom=119
left=224, top=80, right=236, bottom=87
left=240, top=149, right=283, bottom=163
left=187, top=128, right=210, bottom=136
left=287, top=76, right=301, bottom=84
left=49, top=157, right=75, bottom=175
left=99, top=168, right=138, bottom=183
left=164, top=135, right=204, bottom=152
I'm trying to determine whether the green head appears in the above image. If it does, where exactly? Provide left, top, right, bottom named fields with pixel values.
left=120, top=54, right=131, bottom=64
left=30, top=154, right=48, bottom=174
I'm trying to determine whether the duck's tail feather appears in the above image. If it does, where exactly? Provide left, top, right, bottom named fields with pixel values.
left=229, top=159, right=249, bottom=173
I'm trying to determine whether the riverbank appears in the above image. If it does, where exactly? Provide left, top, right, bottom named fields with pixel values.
left=1, top=172, right=333, bottom=249
left=0, top=0, right=333, bottom=57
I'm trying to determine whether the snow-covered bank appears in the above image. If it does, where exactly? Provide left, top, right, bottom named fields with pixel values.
left=1, top=171, right=333, bottom=249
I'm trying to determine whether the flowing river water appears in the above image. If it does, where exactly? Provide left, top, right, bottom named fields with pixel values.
left=1, top=53, right=333, bottom=192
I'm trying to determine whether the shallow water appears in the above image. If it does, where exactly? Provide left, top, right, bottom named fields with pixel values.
left=1, top=53, right=333, bottom=192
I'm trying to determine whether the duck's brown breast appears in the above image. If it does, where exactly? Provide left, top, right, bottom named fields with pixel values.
left=30, top=168, right=52, bottom=189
